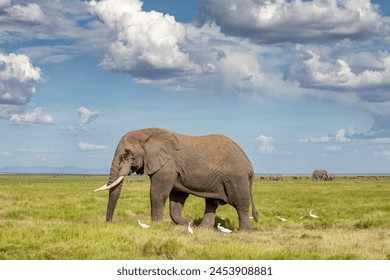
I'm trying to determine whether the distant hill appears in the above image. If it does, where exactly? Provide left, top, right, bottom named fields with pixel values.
left=0, top=166, right=109, bottom=175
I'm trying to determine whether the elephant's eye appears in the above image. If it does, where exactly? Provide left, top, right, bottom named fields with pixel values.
left=119, top=154, right=128, bottom=163
left=120, top=150, right=133, bottom=163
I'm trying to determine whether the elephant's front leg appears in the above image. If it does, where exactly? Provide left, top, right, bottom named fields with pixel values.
left=169, top=189, right=191, bottom=225
left=199, top=198, right=218, bottom=229
left=149, top=165, right=177, bottom=221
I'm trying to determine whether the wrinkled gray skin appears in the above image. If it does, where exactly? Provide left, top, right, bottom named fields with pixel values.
left=101, top=128, right=258, bottom=231
left=312, top=169, right=329, bottom=181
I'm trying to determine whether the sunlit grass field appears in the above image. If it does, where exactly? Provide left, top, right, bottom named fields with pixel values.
left=0, top=174, right=389, bottom=260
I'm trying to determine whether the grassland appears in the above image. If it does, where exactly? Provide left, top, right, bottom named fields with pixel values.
left=0, top=174, right=389, bottom=260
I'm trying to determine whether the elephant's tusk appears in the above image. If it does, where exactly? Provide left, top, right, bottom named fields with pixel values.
left=94, top=176, right=124, bottom=192
left=94, top=183, right=108, bottom=192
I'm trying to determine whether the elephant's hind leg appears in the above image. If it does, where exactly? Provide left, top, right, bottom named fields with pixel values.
left=237, top=208, right=252, bottom=231
left=199, top=198, right=218, bottom=229
left=169, top=189, right=191, bottom=225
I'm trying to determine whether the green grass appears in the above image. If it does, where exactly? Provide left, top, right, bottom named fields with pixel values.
left=0, top=175, right=390, bottom=259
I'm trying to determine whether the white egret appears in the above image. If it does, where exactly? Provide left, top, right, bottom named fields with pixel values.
left=309, top=211, right=319, bottom=219
left=217, top=223, right=232, bottom=233
left=277, top=216, right=287, bottom=222
left=137, top=219, right=150, bottom=228
left=187, top=222, right=193, bottom=235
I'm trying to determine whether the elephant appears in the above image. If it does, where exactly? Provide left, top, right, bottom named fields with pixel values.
left=269, top=174, right=283, bottom=181
left=312, top=169, right=329, bottom=181
left=95, top=128, right=259, bottom=231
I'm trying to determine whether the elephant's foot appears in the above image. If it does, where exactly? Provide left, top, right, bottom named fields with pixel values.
left=169, top=189, right=190, bottom=226
left=239, top=224, right=252, bottom=232
left=237, top=209, right=252, bottom=231
left=171, top=216, right=193, bottom=226
left=151, top=207, right=165, bottom=221
left=151, top=215, right=164, bottom=221
left=199, top=198, right=218, bottom=229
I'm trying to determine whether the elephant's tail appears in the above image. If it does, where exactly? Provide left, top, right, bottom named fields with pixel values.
left=249, top=173, right=259, bottom=222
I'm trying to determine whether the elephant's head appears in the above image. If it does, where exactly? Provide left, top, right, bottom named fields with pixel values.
left=94, top=128, right=179, bottom=221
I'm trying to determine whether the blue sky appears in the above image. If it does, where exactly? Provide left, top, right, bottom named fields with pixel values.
left=1, top=0, right=390, bottom=174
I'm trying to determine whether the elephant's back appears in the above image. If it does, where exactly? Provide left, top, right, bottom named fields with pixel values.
left=175, top=133, right=253, bottom=172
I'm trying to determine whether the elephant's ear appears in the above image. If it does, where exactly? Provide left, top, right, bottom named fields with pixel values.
left=143, top=130, right=180, bottom=175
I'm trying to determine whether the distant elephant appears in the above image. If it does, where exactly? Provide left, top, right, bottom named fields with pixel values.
left=312, top=169, right=329, bottom=181
left=269, top=174, right=283, bottom=181
left=95, top=128, right=258, bottom=231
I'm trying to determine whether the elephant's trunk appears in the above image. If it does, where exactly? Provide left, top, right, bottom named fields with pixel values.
left=106, top=180, right=123, bottom=222
left=105, top=148, right=125, bottom=222
left=108, top=148, right=121, bottom=185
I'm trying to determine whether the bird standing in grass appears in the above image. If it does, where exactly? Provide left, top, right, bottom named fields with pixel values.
left=187, top=222, right=193, bottom=235
left=277, top=216, right=287, bottom=222
left=137, top=219, right=150, bottom=228
left=217, top=223, right=232, bottom=233
left=309, top=211, right=319, bottom=219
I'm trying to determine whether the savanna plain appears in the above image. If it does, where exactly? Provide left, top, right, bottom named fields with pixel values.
left=0, top=174, right=389, bottom=260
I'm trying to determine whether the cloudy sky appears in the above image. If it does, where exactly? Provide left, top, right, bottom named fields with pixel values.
left=1, top=0, right=390, bottom=174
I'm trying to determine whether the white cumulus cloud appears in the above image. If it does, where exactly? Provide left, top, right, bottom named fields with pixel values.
left=5, top=3, right=45, bottom=24
left=0, top=150, right=12, bottom=157
left=78, top=107, right=99, bottom=130
left=298, top=136, right=331, bottom=143
left=78, top=141, right=108, bottom=151
left=285, top=45, right=390, bottom=94
left=284, top=45, right=390, bottom=126
left=299, top=128, right=353, bottom=144
left=335, top=129, right=351, bottom=143
left=0, top=0, right=10, bottom=9
left=256, top=135, right=275, bottom=154
left=0, top=52, right=42, bottom=107
left=322, top=145, right=342, bottom=152
left=88, top=0, right=195, bottom=77
left=196, top=0, right=384, bottom=43
left=10, top=107, right=54, bottom=125
left=371, top=138, right=390, bottom=144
